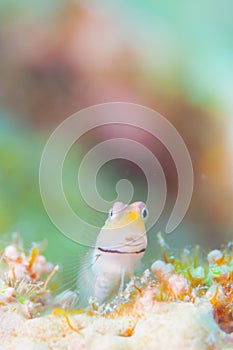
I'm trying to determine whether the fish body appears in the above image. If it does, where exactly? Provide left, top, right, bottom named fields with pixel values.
left=78, top=201, right=148, bottom=305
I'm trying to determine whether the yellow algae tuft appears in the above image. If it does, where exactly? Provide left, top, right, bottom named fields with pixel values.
left=53, top=308, right=84, bottom=337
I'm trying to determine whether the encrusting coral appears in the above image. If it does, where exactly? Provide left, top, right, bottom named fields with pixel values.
left=0, top=234, right=56, bottom=318
left=0, top=233, right=233, bottom=349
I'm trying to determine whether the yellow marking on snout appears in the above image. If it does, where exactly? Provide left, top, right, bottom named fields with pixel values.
left=128, top=211, right=140, bottom=221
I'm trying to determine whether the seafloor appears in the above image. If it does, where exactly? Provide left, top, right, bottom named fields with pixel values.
left=0, top=233, right=233, bottom=350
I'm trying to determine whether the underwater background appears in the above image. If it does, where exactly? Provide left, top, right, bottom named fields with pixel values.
left=0, top=0, right=232, bottom=278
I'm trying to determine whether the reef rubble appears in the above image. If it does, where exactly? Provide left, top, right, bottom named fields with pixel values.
left=0, top=233, right=233, bottom=350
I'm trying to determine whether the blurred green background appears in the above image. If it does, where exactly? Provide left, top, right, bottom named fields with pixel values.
left=0, top=0, right=233, bottom=275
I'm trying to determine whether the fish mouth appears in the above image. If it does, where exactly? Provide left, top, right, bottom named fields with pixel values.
left=124, top=242, right=143, bottom=247
left=98, top=247, right=146, bottom=255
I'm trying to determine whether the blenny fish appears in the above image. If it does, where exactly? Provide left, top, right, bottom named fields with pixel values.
left=77, top=201, right=148, bottom=305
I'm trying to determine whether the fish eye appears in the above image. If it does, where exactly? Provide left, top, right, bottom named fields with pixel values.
left=141, top=207, right=147, bottom=219
left=109, top=208, right=114, bottom=217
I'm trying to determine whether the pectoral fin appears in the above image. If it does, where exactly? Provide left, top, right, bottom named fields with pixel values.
left=118, top=269, right=125, bottom=293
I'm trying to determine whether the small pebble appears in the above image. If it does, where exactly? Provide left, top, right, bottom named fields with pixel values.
left=207, top=250, right=223, bottom=264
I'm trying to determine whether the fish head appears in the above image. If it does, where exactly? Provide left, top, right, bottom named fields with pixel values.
left=96, top=201, right=148, bottom=253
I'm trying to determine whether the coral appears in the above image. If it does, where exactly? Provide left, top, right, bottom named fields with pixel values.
left=0, top=234, right=74, bottom=318
left=0, top=233, right=233, bottom=349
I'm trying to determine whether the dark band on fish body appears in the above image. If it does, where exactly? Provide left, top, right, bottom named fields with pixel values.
left=98, top=247, right=146, bottom=254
